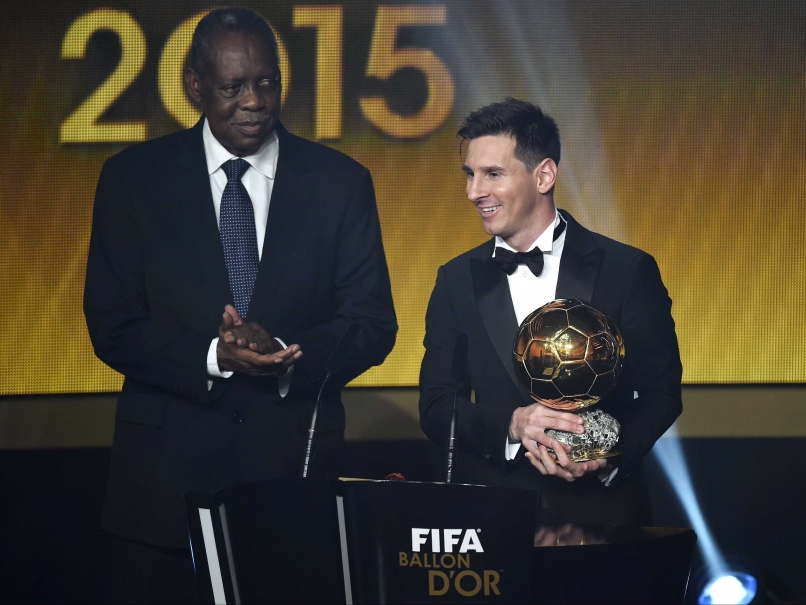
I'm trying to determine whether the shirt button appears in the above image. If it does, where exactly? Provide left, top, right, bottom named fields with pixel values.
left=232, top=414, right=243, bottom=423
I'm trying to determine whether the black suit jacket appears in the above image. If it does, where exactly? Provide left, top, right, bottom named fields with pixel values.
left=419, top=210, right=681, bottom=526
left=85, top=120, right=397, bottom=547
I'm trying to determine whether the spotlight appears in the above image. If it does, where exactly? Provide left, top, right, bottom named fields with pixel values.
left=698, top=572, right=758, bottom=605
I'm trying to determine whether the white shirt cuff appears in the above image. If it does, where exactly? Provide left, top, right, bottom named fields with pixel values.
left=207, top=337, right=233, bottom=391
left=505, top=439, right=521, bottom=460
left=599, top=466, right=619, bottom=486
left=207, top=337, right=234, bottom=378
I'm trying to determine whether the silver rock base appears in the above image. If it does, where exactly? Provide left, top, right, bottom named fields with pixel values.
left=545, top=408, right=621, bottom=462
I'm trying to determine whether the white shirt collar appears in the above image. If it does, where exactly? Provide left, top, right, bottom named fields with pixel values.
left=202, top=118, right=279, bottom=179
left=494, top=209, right=563, bottom=255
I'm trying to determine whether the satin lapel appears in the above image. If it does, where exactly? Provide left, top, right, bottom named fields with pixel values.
left=248, top=125, right=313, bottom=322
left=174, top=121, right=232, bottom=312
left=555, top=210, right=603, bottom=304
left=471, top=249, right=533, bottom=403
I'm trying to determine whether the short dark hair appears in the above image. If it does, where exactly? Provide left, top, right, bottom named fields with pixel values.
left=458, top=98, right=561, bottom=170
left=190, top=7, right=279, bottom=78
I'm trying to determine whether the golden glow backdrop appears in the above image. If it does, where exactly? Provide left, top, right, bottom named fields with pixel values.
left=2, top=0, right=805, bottom=394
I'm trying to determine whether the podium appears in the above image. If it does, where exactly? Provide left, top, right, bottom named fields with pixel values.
left=185, top=479, right=538, bottom=604
left=186, top=479, right=696, bottom=604
left=532, top=525, right=696, bottom=604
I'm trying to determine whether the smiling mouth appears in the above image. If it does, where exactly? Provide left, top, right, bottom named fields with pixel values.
left=479, top=205, right=501, bottom=216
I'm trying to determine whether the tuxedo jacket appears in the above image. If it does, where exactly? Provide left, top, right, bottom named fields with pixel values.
left=85, top=120, right=397, bottom=548
left=419, top=210, right=681, bottom=526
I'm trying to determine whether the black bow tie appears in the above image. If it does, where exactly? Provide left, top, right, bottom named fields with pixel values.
left=493, top=218, right=566, bottom=277
left=494, top=248, right=547, bottom=277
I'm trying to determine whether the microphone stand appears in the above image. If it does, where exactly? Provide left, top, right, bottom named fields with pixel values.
left=301, top=372, right=331, bottom=479
left=446, top=333, right=467, bottom=484
left=446, top=388, right=458, bottom=484
left=301, top=324, right=359, bottom=479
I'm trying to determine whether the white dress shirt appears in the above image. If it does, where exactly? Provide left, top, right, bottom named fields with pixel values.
left=498, top=211, right=618, bottom=485
left=496, top=211, right=566, bottom=327
left=497, top=211, right=566, bottom=460
left=201, top=119, right=290, bottom=395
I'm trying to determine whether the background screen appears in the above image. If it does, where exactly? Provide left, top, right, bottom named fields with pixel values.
left=2, top=0, right=805, bottom=394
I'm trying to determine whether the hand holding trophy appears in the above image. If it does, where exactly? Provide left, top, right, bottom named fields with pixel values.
left=512, top=299, right=625, bottom=462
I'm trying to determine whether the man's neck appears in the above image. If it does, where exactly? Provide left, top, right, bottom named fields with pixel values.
left=502, top=202, right=557, bottom=252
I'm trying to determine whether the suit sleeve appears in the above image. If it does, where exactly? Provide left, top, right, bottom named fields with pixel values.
left=419, top=266, right=514, bottom=462
left=283, top=168, right=397, bottom=396
left=609, top=253, right=683, bottom=478
left=84, top=159, right=215, bottom=403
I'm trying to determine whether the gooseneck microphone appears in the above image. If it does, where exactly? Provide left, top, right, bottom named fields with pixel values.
left=301, top=324, right=359, bottom=478
left=446, top=333, right=468, bottom=484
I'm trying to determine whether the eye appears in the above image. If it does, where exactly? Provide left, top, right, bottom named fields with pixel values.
left=221, top=84, right=241, bottom=96
left=260, top=77, right=280, bottom=90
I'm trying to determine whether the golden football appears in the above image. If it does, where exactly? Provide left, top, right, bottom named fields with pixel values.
left=512, top=299, right=625, bottom=410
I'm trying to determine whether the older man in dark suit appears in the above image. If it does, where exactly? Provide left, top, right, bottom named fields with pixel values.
left=84, top=7, right=396, bottom=602
left=419, top=98, right=681, bottom=527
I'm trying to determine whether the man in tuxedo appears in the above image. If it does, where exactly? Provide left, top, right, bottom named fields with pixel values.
left=419, top=98, right=681, bottom=526
left=84, top=7, right=396, bottom=601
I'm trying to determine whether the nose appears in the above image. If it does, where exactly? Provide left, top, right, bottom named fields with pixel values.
left=239, top=83, right=266, bottom=111
left=466, top=176, right=487, bottom=203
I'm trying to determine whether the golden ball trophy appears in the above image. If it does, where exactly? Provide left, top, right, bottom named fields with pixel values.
left=512, top=299, right=625, bottom=462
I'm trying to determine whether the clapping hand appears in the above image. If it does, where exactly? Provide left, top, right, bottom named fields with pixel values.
left=216, top=304, right=302, bottom=376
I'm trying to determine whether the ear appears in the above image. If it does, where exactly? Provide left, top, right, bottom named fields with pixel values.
left=534, top=158, right=558, bottom=195
left=184, top=68, right=203, bottom=108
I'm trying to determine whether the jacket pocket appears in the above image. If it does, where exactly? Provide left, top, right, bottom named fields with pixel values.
left=115, top=392, right=168, bottom=428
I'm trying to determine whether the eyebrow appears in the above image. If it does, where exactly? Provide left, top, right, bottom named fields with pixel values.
left=218, top=71, right=280, bottom=84
left=462, top=164, right=505, bottom=174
